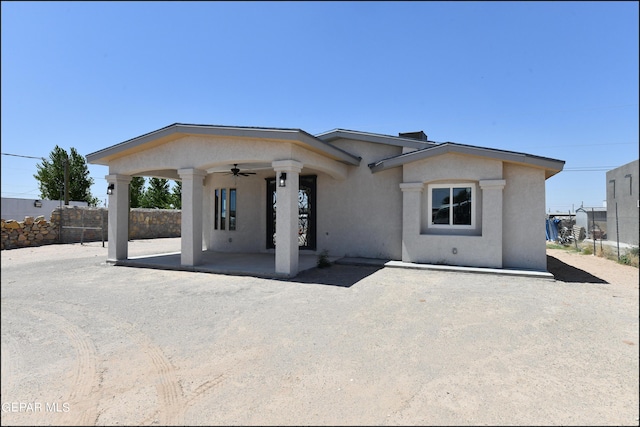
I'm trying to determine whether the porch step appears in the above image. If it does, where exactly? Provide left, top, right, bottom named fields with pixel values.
left=335, top=257, right=390, bottom=267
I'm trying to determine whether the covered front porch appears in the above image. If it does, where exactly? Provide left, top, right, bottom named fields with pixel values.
left=105, top=159, right=329, bottom=278
left=87, top=124, right=361, bottom=279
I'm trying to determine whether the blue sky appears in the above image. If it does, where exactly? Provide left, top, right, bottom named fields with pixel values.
left=2, top=1, right=638, bottom=212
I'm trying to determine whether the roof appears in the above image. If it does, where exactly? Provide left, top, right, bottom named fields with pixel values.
left=368, top=141, right=565, bottom=179
left=86, top=123, right=565, bottom=179
left=315, top=128, right=437, bottom=150
left=86, top=123, right=361, bottom=166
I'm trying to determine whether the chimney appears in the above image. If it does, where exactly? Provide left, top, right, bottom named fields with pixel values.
left=398, top=131, right=428, bottom=141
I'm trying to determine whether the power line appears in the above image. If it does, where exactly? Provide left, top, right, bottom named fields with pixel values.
left=562, top=168, right=617, bottom=172
left=1, top=189, right=40, bottom=197
left=564, top=166, right=619, bottom=168
left=1, top=152, right=44, bottom=160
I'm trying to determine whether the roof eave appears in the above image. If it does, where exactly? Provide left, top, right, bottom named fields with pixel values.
left=316, top=129, right=436, bottom=150
left=369, top=143, right=565, bottom=178
left=86, top=123, right=361, bottom=166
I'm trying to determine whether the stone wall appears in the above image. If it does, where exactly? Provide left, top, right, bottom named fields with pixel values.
left=55, top=206, right=108, bottom=244
left=1, top=215, right=58, bottom=250
left=1, top=206, right=181, bottom=250
left=129, top=208, right=182, bottom=239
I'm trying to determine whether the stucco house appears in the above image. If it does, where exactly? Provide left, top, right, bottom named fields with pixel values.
left=86, top=123, right=565, bottom=277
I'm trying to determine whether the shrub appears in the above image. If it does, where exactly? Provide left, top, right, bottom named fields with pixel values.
left=619, top=254, right=632, bottom=265
left=619, top=247, right=639, bottom=268
left=317, top=250, right=331, bottom=268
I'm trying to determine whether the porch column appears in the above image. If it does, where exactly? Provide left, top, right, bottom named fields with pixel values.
left=178, top=168, right=207, bottom=266
left=106, top=174, right=132, bottom=262
left=400, top=182, right=424, bottom=262
left=479, top=179, right=506, bottom=268
left=272, top=160, right=303, bottom=277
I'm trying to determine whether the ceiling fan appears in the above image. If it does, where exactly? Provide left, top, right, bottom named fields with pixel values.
left=225, top=164, right=256, bottom=177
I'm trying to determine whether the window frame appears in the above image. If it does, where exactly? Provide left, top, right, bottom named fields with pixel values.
left=427, top=182, right=476, bottom=230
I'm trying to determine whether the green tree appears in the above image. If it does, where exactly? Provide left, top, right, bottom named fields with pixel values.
left=171, top=180, right=182, bottom=209
left=141, top=177, right=171, bottom=208
left=34, top=146, right=98, bottom=206
left=129, top=176, right=146, bottom=208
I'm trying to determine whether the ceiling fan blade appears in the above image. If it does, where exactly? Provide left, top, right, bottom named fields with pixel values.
left=225, top=164, right=257, bottom=177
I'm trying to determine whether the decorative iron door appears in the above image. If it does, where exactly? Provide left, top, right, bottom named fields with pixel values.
left=266, top=175, right=316, bottom=250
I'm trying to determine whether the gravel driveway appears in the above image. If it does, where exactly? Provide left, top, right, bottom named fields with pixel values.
left=1, top=239, right=638, bottom=426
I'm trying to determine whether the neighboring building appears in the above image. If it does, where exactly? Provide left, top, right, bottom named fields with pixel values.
left=1, top=197, right=88, bottom=221
left=574, top=207, right=608, bottom=240
left=86, top=123, right=565, bottom=277
left=606, top=159, right=639, bottom=246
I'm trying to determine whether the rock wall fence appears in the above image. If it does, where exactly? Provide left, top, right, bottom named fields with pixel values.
left=1, top=206, right=181, bottom=250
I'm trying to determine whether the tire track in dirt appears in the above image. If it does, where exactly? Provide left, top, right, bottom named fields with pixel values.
left=137, top=333, right=184, bottom=425
left=75, top=306, right=235, bottom=425
left=19, top=303, right=100, bottom=426
left=182, top=374, right=226, bottom=412
left=0, top=321, right=24, bottom=400
left=48, top=301, right=186, bottom=425
left=7, top=298, right=231, bottom=425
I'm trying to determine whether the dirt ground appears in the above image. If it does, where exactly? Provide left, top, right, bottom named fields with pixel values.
left=546, top=247, right=639, bottom=287
left=1, top=240, right=638, bottom=426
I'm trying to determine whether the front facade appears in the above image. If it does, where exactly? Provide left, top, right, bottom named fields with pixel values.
left=606, top=159, right=639, bottom=246
left=86, top=123, right=564, bottom=277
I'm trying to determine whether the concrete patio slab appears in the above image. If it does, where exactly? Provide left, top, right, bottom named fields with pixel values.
left=114, top=249, right=553, bottom=280
left=115, top=250, right=339, bottom=279
left=384, top=260, right=554, bottom=279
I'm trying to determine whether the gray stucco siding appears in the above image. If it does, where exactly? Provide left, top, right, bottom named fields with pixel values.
left=502, top=164, right=547, bottom=270
left=397, top=154, right=548, bottom=270
left=606, top=159, right=639, bottom=246
left=314, top=139, right=404, bottom=259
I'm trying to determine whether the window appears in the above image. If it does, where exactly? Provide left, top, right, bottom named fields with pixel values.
left=214, top=189, right=219, bottom=230
left=221, top=189, right=227, bottom=230
left=214, top=188, right=236, bottom=231
left=428, top=183, right=475, bottom=228
left=229, top=189, right=236, bottom=231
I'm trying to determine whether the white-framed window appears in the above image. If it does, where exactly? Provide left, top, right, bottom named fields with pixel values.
left=427, top=183, right=475, bottom=229
left=214, top=188, right=236, bottom=231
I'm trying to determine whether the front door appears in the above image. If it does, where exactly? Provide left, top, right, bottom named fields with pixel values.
left=266, top=175, right=316, bottom=250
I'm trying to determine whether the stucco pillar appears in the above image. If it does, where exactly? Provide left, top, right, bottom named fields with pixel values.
left=400, top=182, right=424, bottom=262
left=272, top=160, right=303, bottom=277
left=479, top=179, right=506, bottom=268
left=106, top=174, right=132, bottom=262
left=178, top=168, right=207, bottom=266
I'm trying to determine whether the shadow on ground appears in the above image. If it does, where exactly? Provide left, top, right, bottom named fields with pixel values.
left=284, top=264, right=384, bottom=288
left=547, top=255, right=608, bottom=284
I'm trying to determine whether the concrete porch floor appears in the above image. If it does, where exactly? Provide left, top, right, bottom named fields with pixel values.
left=114, top=250, right=340, bottom=279
left=113, top=249, right=553, bottom=280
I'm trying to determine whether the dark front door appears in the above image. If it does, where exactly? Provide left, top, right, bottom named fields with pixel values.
left=266, top=175, right=316, bottom=250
